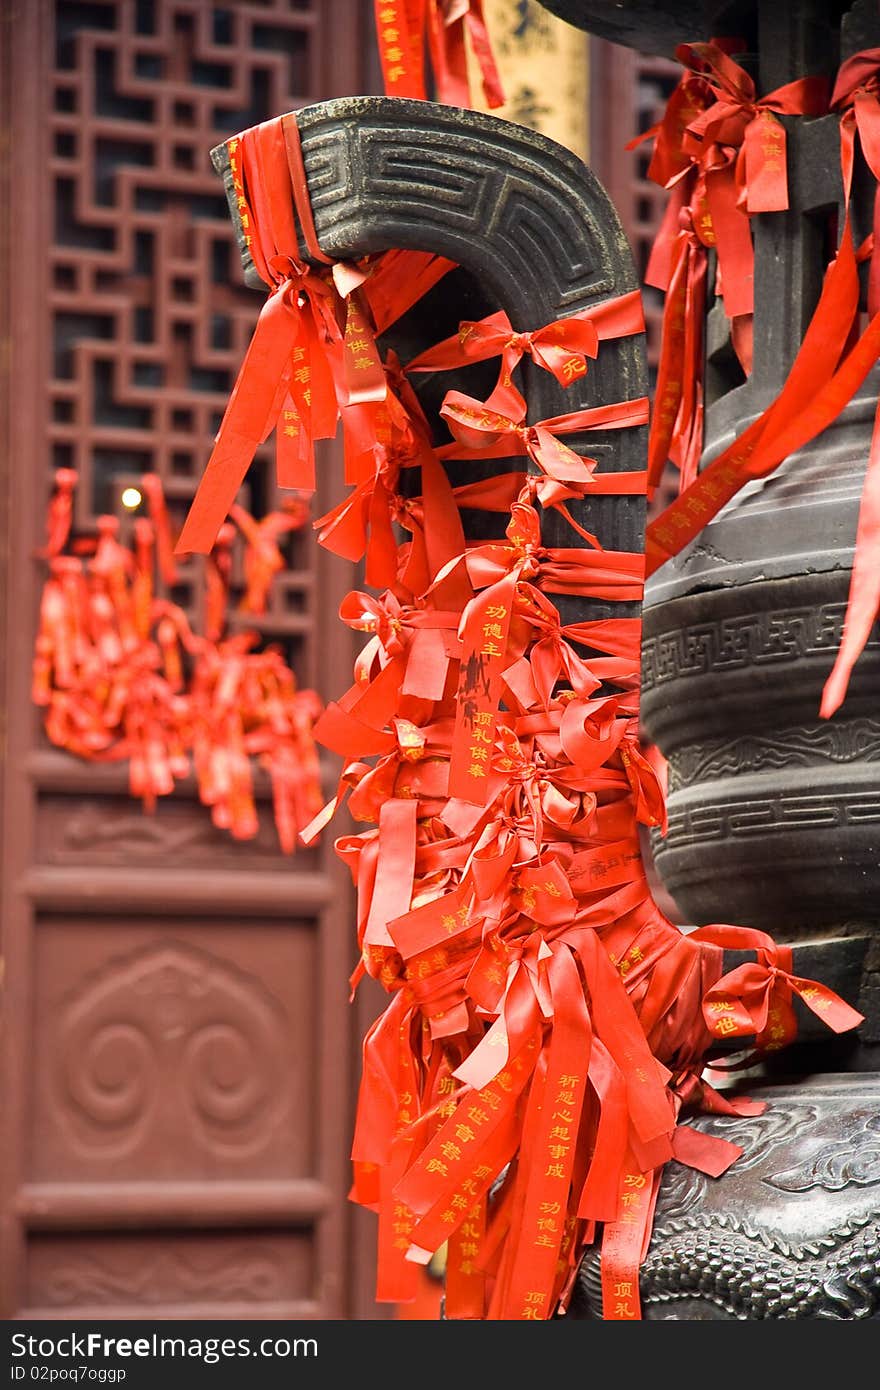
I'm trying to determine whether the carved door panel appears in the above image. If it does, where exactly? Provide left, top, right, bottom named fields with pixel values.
left=0, top=0, right=385, bottom=1320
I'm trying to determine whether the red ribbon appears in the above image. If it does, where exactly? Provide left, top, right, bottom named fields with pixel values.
left=646, top=205, right=707, bottom=496
left=439, top=390, right=649, bottom=528
left=374, top=1, right=505, bottom=111
left=691, top=924, right=864, bottom=1050
left=637, top=40, right=827, bottom=498
left=140, top=472, right=178, bottom=587
left=674, top=42, right=828, bottom=318
left=175, top=114, right=398, bottom=556
left=230, top=497, right=310, bottom=616
left=34, top=471, right=324, bottom=852
left=406, top=291, right=644, bottom=416
left=645, top=48, right=880, bottom=720
left=819, top=49, right=880, bottom=714
left=39, top=468, right=78, bottom=559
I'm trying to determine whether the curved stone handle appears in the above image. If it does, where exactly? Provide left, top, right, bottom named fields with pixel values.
left=210, top=95, right=648, bottom=619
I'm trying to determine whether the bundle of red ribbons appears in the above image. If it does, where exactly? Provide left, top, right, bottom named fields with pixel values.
left=372, top=1, right=505, bottom=112
left=172, top=112, right=862, bottom=1320
left=633, top=39, right=880, bottom=718
left=32, top=468, right=323, bottom=852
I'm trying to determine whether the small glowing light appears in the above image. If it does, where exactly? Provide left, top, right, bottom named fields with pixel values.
left=121, top=487, right=143, bottom=510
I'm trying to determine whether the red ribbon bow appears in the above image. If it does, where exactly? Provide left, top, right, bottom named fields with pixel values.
left=406, top=292, right=644, bottom=418
left=692, top=925, right=864, bottom=1051
left=409, top=309, right=598, bottom=417
left=439, top=390, right=649, bottom=516
left=636, top=39, right=827, bottom=403
left=678, top=42, right=827, bottom=211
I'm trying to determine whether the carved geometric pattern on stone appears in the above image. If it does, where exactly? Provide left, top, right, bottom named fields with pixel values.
left=667, top=719, right=880, bottom=791
left=641, top=603, right=880, bottom=690
left=209, top=90, right=649, bottom=618
left=49, top=0, right=327, bottom=678
left=51, top=939, right=292, bottom=1161
left=301, top=112, right=622, bottom=327
left=663, top=789, right=880, bottom=845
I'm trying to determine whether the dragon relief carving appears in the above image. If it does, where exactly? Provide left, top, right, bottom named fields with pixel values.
left=569, top=1095, right=880, bottom=1319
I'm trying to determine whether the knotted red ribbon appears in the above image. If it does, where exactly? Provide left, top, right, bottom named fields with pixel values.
left=674, top=42, right=828, bottom=318
left=174, top=114, right=453, bottom=558
left=692, top=924, right=864, bottom=1051
left=636, top=40, right=827, bottom=495
left=406, top=291, right=644, bottom=416
left=440, top=390, right=649, bottom=501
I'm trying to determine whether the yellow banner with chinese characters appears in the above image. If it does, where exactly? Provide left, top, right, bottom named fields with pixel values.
left=470, top=1, right=589, bottom=161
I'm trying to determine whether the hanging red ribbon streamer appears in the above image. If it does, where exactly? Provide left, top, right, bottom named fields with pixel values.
left=819, top=49, right=880, bottom=715
left=174, top=113, right=456, bottom=559
left=373, top=1, right=505, bottom=110
left=633, top=41, right=827, bottom=494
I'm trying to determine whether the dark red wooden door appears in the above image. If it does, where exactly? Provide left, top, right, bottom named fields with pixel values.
left=0, top=0, right=386, bottom=1320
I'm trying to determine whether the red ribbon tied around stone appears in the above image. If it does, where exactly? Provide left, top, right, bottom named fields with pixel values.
left=439, top=389, right=650, bottom=525
left=175, top=117, right=350, bottom=555
left=692, top=925, right=864, bottom=1053
left=406, top=292, right=644, bottom=416
left=174, top=114, right=454, bottom=559
left=163, top=99, right=865, bottom=1322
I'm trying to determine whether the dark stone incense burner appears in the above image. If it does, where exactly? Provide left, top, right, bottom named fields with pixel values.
left=540, top=0, right=880, bottom=1318
left=215, top=63, right=879, bottom=1317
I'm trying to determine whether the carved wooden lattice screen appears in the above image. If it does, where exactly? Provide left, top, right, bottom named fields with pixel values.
left=0, top=0, right=387, bottom=1320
